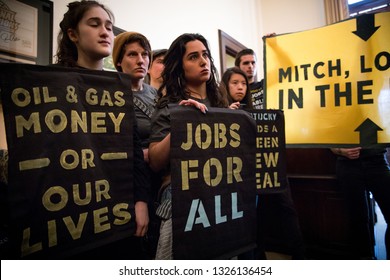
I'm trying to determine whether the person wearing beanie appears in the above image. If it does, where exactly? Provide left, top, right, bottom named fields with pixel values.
left=113, top=32, right=157, bottom=151
left=113, top=31, right=161, bottom=258
left=147, top=49, right=168, bottom=90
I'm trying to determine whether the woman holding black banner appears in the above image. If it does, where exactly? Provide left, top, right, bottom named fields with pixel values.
left=55, top=0, right=150, bottom=259
left=148, top=33, right=228, bottom=259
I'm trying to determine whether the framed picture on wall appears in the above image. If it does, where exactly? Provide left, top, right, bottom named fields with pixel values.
left=0, top=0, right=53, bottom=65
left=0, top=53, right=36, bottom=64
left=0, top=0, right=38, bottom=59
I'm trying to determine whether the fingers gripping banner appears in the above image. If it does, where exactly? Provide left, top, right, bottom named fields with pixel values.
left=0, top=64, right=136, bottom=258
left=265, top=12, right=390, bottom=147
left=170, top=107, right=257, bottom=259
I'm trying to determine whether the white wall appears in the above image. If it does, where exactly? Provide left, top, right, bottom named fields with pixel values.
left=261, top=0, right=326, bottom=35
left=50, top=0, right=326, bottom=78
left=51, top=0, right=262, bottom=77
left=257, top=0, right=326, bottom=76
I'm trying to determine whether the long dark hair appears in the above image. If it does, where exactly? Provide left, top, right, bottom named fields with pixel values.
left=220, top=67, right=253, bottom=109
left=55, top=0, right=114, bottom=67
left=157, top=33, right=228, bottom=108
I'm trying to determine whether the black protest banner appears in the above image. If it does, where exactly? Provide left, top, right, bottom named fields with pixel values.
left=170, top=106, right=257, bottom=259
left=247, top=109, right=287, bottom=194
left=0, top=63, right=135, bottom=258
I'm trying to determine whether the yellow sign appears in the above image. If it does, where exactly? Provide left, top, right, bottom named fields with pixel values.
left=265, top=12, right=390, bottom=147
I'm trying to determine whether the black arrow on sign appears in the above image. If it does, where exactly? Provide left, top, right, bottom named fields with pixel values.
left=352, top=13, right=380, bottom=41
left=354, top=118, right=383, bottom=146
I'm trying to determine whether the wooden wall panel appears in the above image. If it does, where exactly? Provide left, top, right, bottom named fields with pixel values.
left=286, top=148, right=376, bottom=259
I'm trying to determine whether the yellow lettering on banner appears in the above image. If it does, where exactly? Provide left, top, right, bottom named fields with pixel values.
left=21, top=228, right=42, bottom=257
left=10, top=87, right=126, bottom=108
left=256, top=137, right=279, bottom=148
left=181, top=160, right=199, bottom=190
left=257, top=125, right=269, bottom=133
left=255, top=151, right=281, bottom=189
left=202, top=157, right=242, bottom=187
left=15, top=112, right=41, bottom=137
left=47, top=220, right=57, bottom=247
left=95, top=179, right=111, bottom=202
left=15, top=110, right=125, bottom=137
left=113, top=203, right=131, bottom=225
left=180, top=123, right=241, bottom=150
left=45, top=109, right=67, bottom=132
left=90, top=112, right=106, bottom=133
left=226, top=156, right=243, bottom=184
left=181, top=157, right=243, bottom=190
left=42, top=186, right=68, bottom=212
left=86, top=88, right=99, bottom=105
left=81, top=149, right=95, bottom=170
left=71, top=111, right=88, bottom=132
left=113, top=91, right=126, bottom=107
left=85, top=88, right=125, bottom=107
left=21, top=202, right=132, bottom=257
left=94, top=207, right=110, bottom=234
left=204, top=158, right=222, bottom=186
left=229, top=123, right=241, bottom=148
left=214, top=123, right=227, bottom=148
left=73, top=182, right=92, bottom=205
left=11, top=87, right=57, bottom=107
left=264, top=152, right=279, bottom=168
left=42, top=180, right=111, bottom=211
left=256, top=172, right=281, bottom=189
left=63, top=213, right=88, bottom=239
left=108, top=112, right=125, bottom=133
left=256, top=153, right=262, bottom=168
left=60, top=149, right=95, bottom=170
left=101, top=90, right=114, bottom=106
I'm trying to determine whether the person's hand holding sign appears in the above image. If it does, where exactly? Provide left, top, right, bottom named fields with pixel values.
left=179, top=98, right=208, bottom=114
left=332, top=147, right=362, bottom=160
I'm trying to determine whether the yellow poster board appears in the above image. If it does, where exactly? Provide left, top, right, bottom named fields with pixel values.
left=265, top=12, right=390, bottom=147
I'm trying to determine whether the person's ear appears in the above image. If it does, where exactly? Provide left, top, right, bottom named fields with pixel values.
left=67, top=28, right=78, bottom=43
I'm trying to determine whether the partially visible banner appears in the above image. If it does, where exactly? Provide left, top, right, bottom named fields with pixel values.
left=0, top=63, right=135, bottom=258
left=247, top=109, right=287, bottom=194
left=265, top=12, right=390, bottom=147
left=170, top=107, right=257, bottom=259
